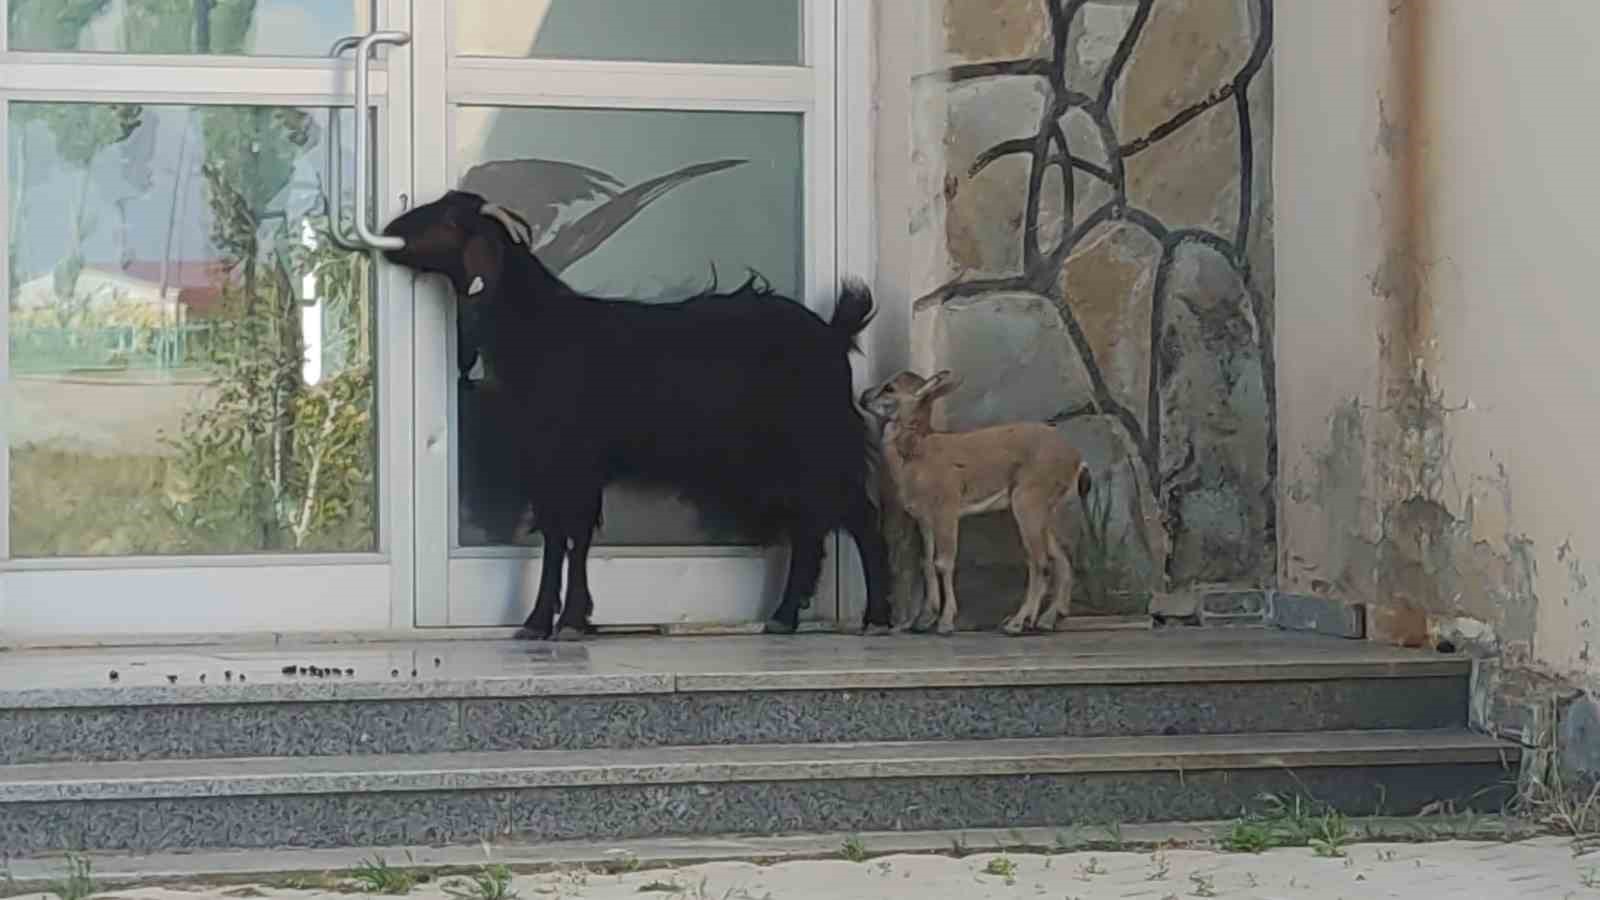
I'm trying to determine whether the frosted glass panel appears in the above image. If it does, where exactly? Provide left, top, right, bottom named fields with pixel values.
left=456, top=0, right=801, bottom=65
left=452, top=105, right=804, bottom=548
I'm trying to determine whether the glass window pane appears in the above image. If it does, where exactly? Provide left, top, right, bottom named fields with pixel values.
left=7, top=0, right=371, bottom=56
left=453, top=106, right=803, bottom=548
left=7, top=102, right=377, bottom=557
left=455, top=0, right=801, bottom=65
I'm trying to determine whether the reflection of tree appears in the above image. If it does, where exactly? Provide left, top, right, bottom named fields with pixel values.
left=6, top=1, right=374, bottom=553
left=922, top=0, right=1275, bottom=589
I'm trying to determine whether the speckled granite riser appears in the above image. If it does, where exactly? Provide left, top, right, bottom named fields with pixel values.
left=1, top=676, right=1469, bottom=764
left=0, top=765, right=1513, bottom=855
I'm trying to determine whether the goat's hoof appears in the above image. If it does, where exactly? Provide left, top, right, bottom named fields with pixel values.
left=554, top=626, right=586, bottom=643
left=764, top=618, right=798, bottom=635
left=863, top=624, right=894, bottom=637
left=514, top=626, right=551, bottom=641
left=935, top=624, right=956, bottom=637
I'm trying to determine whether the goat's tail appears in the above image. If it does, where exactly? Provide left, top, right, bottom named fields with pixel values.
left=830, top=278, right=876, bottom=351
left=1077, top=462, right=1092, bottom=500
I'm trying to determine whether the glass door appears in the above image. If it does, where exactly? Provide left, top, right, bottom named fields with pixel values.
left=410, top=1, right=850, bottom=628
left=0, top=0, right=416, bottom=638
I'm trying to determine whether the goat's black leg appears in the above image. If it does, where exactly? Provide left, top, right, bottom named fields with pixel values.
left=766, top=525, right=826, bottom=635
left=844, top=493, right=894, bottom=634
left=517, top=528, right=566, bottom=640
left=555, top=495, right=601, bottom=642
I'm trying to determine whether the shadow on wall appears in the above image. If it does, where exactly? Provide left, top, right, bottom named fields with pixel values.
left=907, top=0, right=1276, bottom=623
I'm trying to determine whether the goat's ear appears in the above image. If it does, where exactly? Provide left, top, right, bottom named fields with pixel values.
left=460, top=232, right=504, bottom=302
left=916, top=369, right=960, bottom=400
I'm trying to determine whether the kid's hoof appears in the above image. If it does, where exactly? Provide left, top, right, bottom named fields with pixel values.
left=514, top=626, right=550, bottom=641
left=864, top=624, right=894, bottom=637
left=936, top=623, right=956, bottom=637
left=764, top=618, right=798, bottom=635
left=555, top=626, right=586, bottom=643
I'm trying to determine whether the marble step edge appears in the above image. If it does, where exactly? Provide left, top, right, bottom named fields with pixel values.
left=0, top=729, right=1517, bottom=804
left=0, top=657, right=1472, bottom=711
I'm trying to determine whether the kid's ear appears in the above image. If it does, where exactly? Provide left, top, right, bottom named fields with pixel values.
left=915, top=369, right=960, bottom=400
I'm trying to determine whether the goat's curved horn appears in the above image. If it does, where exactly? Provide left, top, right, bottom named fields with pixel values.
left=480, top=203, right=533, bottom=249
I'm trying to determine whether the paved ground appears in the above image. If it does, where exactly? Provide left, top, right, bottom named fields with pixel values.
left=8, top=839, right=1596, bottom=900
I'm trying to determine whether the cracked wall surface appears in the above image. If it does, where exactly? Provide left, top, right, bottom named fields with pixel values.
left=875, top=0, right=1275, bottom=626
left=1276, top=0, right=1599, bottom=691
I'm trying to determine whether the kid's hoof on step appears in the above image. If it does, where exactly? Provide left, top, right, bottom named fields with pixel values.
left=764, top=618, right=798, bottom=635
left=555, top=626, right=586, bottom=643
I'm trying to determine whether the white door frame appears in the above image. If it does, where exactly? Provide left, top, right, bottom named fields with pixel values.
left=410, top=1, right=876, bottom=630
left=0, top=0, right=874, bottom=641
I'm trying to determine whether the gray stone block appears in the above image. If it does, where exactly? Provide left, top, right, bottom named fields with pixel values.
left=1266, top=592, right=1366, bottom=639
left=1148, top=591, right=1201, bottom=624
left=1203, top=590, right=1267, bottom=616
left=1560, top=694, right=1600, bottom=782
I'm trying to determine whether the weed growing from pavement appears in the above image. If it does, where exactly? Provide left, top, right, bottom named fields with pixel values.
left=51, top=855, right=96, bottom=900
left=349, top=854, right=420, bottom=895
left=1146, top=851, right=1171, bottom=881
left=442, top=865, right=517, bottom=900
left=840, top=834, right=868, bottom=863
left=982, top=855, right=1017, bottom=885
left=1310, top=811, right=1352, bottom=858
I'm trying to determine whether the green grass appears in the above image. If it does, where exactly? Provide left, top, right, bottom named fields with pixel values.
left=1218, top=793, right=1355, bottom=856
left=348, top=855, right=419, bottom=895
left=981, top=855, right=1017, bottom=885
left=441, top=865, right=516, bottom=900
left=840, top=834, right=868, bottom=863
left=51, top=854, right=96, bottom=900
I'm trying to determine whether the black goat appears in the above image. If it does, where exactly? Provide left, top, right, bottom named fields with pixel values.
left=382, top=191, right=892, bottom=639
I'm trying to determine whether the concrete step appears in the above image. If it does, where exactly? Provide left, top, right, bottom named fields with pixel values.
left=0, top=730, right=1518, bottom=855
left=2, top=645, right=1472, bottom=764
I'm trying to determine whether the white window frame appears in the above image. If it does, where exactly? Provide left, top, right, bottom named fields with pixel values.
left=0, top=0, right=418, bottom=640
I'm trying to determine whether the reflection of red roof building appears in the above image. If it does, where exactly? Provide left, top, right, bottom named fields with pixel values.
left=14, top=259, right=239, bottom=321
left=108, top=260, right=237, bottom=317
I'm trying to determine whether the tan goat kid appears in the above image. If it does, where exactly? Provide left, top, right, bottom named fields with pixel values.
left=861, top=370, right=1091, bottom=636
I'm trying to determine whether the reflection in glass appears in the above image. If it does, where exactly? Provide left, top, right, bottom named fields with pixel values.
left=7, top=0, right=369, bottom=56
left=456, top=0, right=801, bottom=65
left=7, top=103, right=376, bottom=557
left=452, top=106, right=804, bottom=548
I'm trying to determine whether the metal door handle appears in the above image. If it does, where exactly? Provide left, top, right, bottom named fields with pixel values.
left=327, top=30, right=411, bottom=251
left=353, top=30, right=411, bottom=251
left=325, top=35, right=363, bottom=251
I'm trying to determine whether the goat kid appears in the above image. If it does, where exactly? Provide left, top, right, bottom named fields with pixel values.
left=861, top=370, right=1091, bottom=636
left=381, top=191, right=893, bottom=640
